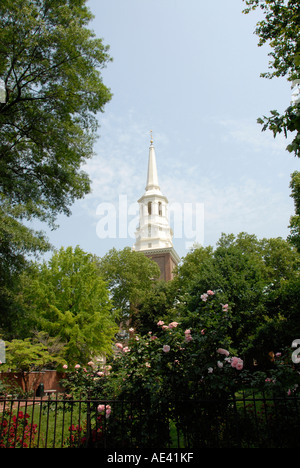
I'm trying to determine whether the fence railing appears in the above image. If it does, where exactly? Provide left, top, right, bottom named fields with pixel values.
left=0, top=392, right=299, bottom=448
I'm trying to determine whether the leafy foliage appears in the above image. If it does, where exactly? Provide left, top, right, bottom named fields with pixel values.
left=96, top=247, right=161, bottom=321
left=0, top=0, right=112, bottom=302
left=0, top=0, right=112, bottom=223
left=243, top=0, right=300, bottom=246
left=174, top=233, right=300, bottom=367
left=1, top=338, right=58, bottom=392
left=17, top=246, right=118, bottom=364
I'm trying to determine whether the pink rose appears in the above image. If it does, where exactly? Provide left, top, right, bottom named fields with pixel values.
left=235, top=361, right=243, bottom=370
left=105, top=405, right=112, bottom=418
left=168, top=321, right=179, bottom=329
left=115, top=342, right=123, bottom=349
left=207, top=290, right=214, bottom=295
left=231, top=357, right=243, bottom=370
left=157, top=320, right=164, bottom=326
left=97, top=404, right=112, bottom=418
left=163, top=345, right=170, bottom=353
left=217, top=348, right=230, bottom=357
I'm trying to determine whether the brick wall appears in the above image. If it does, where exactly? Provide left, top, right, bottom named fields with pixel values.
left=0, top=370, right=65, bottom=394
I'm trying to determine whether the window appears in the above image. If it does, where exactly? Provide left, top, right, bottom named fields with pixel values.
left=148, top=202, right=152, bottom=215
left=158, top=202, right=162, bottom=216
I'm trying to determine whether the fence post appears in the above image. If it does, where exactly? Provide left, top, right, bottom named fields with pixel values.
left=85, top=393, right=91, bottom=448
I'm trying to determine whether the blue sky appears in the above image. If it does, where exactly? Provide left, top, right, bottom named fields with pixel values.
left=43, top=0, right=299, bottom=261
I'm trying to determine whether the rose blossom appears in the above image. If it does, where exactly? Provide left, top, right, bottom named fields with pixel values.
left=97, top=404, right=112, bottom=418
left=231, top=357, right=243, bottom=370
left=168, top=321, right=179, bottom=329
left=217, top=348, right=230, bottom=357
left=163, top=345, right=171, bottom=353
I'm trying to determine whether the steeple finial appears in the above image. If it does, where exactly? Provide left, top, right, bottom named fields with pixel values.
left=150, top=130, right=153, bottom=145
left=146, top=133, right=160, bottom=191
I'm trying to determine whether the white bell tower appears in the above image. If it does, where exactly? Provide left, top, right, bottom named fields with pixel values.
left=133, top=133, right=180, bottom=280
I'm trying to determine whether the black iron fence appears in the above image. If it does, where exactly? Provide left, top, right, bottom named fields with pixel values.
left=0, top=392, right=299, bottom=448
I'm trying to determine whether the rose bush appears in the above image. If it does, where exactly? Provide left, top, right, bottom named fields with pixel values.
left=0, top=411, right=38, bottom=448
left=58, top=289, right=300, bottom=447
left=62, top=289, right=299, bottom=402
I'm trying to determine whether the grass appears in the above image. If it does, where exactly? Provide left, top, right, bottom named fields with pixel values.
left=1, top=398, right=85, bottom=448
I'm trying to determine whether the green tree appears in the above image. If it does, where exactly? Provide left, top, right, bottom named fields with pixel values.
left=0, top=0, right=112, bottom=222
left=97, top=247, right=161, bottom=323
left=243, top=0, right=300, bottom=149
left=18, top=246, right=118, bottom=364
left=1, top=339, right=58, bottom=393
left=288, top=171, right=300, bottom=251
left=0, top=198, right=51, bottom=339
left=175, top=233, right=300, bottom=368
left=132, top=280, right=178, bottom=336
left=243, top=0, right=300, bottom=248
left=0, top=0, right=112, bottom=331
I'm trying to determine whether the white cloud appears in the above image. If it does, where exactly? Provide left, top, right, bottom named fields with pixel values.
left=72, top=111, right=296, bottom=256
left=218, top=117, right=288, bottom=154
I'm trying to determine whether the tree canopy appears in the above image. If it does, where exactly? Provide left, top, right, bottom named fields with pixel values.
left=0, top=0, right=112, bottom=223
left=145, top=233, right=300, bottom=368
left=243, top=0, right=300, bottom=249
left=96, top=247, right=161, bottom=322
left=17, top=246, right=118, bottom=364
left=0, top=0, right=112, bottom=321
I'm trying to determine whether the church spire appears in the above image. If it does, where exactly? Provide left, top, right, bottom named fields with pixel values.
left=133, top=134, right=180, bottom=281
left=146, top=131, right=160, bottom=192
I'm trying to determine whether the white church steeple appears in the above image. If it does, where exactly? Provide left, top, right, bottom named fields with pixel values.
left=146, top=132, right=160, bottom=192
left=134, top=134, right=173, bottom=252
left=133, top=134, right=180, bottom=280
